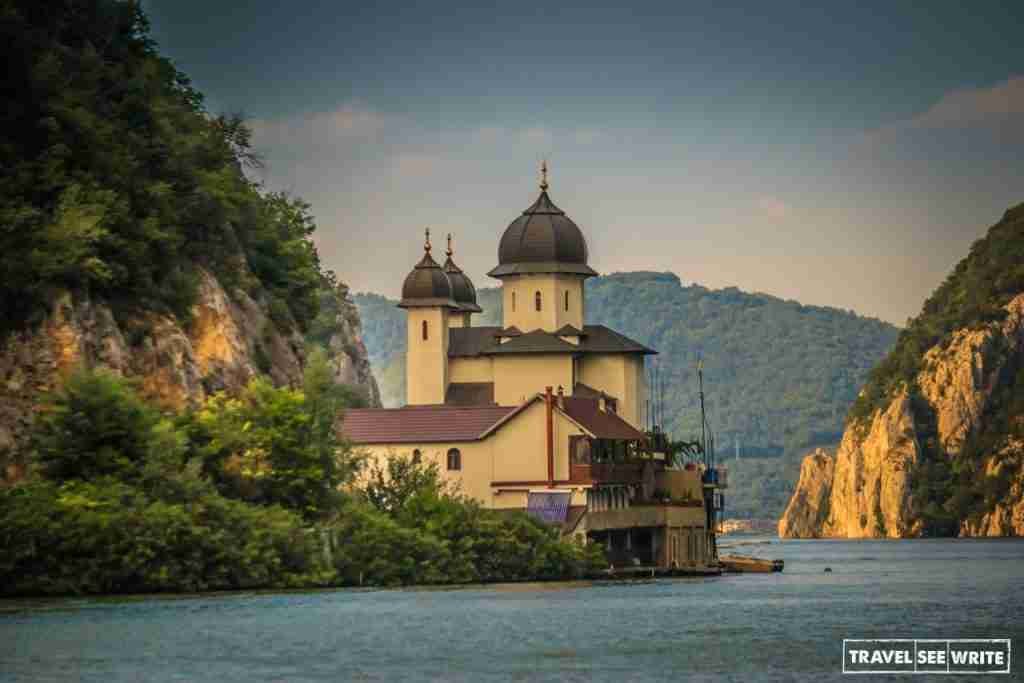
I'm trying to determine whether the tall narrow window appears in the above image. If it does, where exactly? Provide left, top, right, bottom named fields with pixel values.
left=511, top=291, right=516, bottom=312
left=564, top=290, right=569, bottom=311
left=421, top=320, right=428, bottom=340
left=535, top=291, right=542, bottom=312
left=446, top=448, right=461, bottom=471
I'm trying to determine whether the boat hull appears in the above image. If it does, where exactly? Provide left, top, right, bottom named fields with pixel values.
left=719, top=554, right=784, bottom=573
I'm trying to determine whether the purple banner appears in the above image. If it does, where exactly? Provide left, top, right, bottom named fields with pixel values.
left=526, top=490, right=572, bottom=525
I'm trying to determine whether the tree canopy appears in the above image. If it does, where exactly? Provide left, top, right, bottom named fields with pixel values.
left=0, top=0, right=322, bottom=333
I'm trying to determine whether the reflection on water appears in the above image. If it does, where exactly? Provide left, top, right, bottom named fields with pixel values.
left=2, top=538, right=1022, bottom=682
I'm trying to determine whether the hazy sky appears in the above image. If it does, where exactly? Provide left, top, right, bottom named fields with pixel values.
left=146, top=1, right=1024, bottom=325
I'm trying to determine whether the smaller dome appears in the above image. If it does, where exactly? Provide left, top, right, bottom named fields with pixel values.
left=398, top=229, right=459, bottom=309
left=443, top=234, right=482, bottom=313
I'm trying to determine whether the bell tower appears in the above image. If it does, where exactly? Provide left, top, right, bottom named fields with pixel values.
left=398, top=229, right=459, bottom=405
left=488, top=162, right=595, bottom=333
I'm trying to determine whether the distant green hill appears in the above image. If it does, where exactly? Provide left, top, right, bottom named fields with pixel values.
left=355, top=274, right=898, bottom=517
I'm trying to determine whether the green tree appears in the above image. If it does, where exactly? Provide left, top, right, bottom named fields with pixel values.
left=31, top=367, right=175, bottom=483
left=0, top=0, right=327, bottom=334
left=363, top=450, right=449, bottom=516
left=194, top=375, right=360, bottom=521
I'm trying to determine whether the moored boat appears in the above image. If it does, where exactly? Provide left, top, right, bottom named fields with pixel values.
left=719, top=554, right=784, bottom=573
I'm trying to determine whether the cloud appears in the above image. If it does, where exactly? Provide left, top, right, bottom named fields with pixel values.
left=393, top=153, right=444, bottom=178
left=573, top=128, right=605, bottom=145
left=520, top=126, right=553, bottom=147
left=756, top=196, right=789, bottom=220
left=471, top=125, right=507, bottom=144
left=861, top=75, right=1024, bottom=147
left=250, top=103, right=390, bottom=149
left=907, top=75, right=1024, bottom=129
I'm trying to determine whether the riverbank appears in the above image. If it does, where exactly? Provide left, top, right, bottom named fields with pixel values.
left=3, top=538, right=1020, bottom=681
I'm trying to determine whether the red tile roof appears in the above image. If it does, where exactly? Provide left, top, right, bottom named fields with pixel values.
left=342, top=405, right=516, bottom=444
left=559, top=396, right=647, bottom=440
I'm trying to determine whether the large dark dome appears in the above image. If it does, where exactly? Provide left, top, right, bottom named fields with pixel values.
left=398, top=235, right=459, bottom=309
left=488, top=186, right=597, bottom=278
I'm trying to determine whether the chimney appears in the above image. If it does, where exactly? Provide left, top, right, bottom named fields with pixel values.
left=545, top=387, right=554, bottom=488
left=598, top=392, right=607, bottom=413
left=556, top=385, right=565, bottom=410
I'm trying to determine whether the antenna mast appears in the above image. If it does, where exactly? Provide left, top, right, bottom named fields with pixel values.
left=698, top=357, right=707, bottom=467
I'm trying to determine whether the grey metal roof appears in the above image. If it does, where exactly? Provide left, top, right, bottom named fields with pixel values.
left=448, top=324, right=656, bottom=357
left=445, top=382, right=495, bottom=406
left=488, top=190, right=597, bottom=278
left=443, top=253, right=482, bottom=313
left=449, top=326, right=502, bottom=356
left=485, top=330, right=580, bottom=355
left=399, top=250, right=459, bottom=309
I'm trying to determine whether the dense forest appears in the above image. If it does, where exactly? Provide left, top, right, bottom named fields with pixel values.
left=0, top=0, right=603, bottom=594
left=356, top=273, right=899, bottom=518
left=850, top=203, right=1024, bottom=533
left=0, top=0, right=322, bottom=336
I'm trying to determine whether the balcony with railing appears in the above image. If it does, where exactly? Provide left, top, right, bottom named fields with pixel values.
left=570, top=461, right=647, bottom=485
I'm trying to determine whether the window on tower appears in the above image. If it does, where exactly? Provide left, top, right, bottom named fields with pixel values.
left=564, top=290, right=569, bottom=311
left=511, top=291, right=516, bottom=312
left=422, top=320, right=428, bottom=340
left=535, top=291, right=542, bottom=311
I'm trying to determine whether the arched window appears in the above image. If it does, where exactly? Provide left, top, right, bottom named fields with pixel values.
left=446, top=448, right=461, bottom=471
left=421, top=320, right=428, bottom=341
left=564, top=290, right=569, bottom=311
left=534, top=291, right=542, bottom=312
left=412, top=449, right=422, bottom=463
left=511, top=291, right=516, bottom=312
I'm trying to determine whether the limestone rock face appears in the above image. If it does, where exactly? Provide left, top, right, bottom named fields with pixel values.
left=780, top=293, right=1024, bottom=538
left=820, top=391, right=922, bottom=538
left=917, top=295, right=1024, bottom=457
left=777, top=448, right=834, bottom=538
left=325, top=283, right=381, bottom=408
left=0, top=267, right=380, bottom=480
left=959, top=439, right=1024, bottom=537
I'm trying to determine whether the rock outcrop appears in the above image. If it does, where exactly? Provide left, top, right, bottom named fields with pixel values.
left=959, top=440, right=1024, bottom=537
left=0, top=267, right=379, bottom=480
left=779, top=293, right=1024, bottom=538
left=325, top=282, right=381, bottom=408
left=777, top=448, right=834, bottom=538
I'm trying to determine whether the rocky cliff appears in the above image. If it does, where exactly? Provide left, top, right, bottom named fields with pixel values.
left=780, top=293, right=1024, bottom=538
left=0, top=268, right=379, bottom=482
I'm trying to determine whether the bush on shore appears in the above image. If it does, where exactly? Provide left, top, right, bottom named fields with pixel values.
left=0, top=367, right=605, bottom=596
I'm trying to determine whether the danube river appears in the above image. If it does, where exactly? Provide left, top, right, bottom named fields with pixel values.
left=2, top=538, right=1021, bottom=681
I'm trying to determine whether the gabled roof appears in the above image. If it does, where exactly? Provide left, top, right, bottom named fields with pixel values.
left=559, top=396, right=647, bottom=440
left=572, top=382, right=604, bottom=398
left=343, top=394, right=647, bottom=446
left=486, top=329, right=580, bottom=354
left=449, top=326, right=502, bottom=357
left=554, top=324, right=584, bottom=336
left=448, top=324, right=655, bottom=357
left=342, top=405, right=515, bottom=444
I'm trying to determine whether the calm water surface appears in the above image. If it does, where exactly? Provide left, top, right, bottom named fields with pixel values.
left=2, top=538, right=1022, bottom=682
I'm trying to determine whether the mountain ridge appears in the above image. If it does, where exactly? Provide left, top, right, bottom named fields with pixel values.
left=780, top=202, right=1024, bottom=537
left=356, top=272, right=899, bottom=518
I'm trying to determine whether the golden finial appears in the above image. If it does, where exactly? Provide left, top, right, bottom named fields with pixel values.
left=446, top=233, right=453, bottom=258
left=540, top=159, right=549, bottom=191
left=424, top=227, right=431, bottom=253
